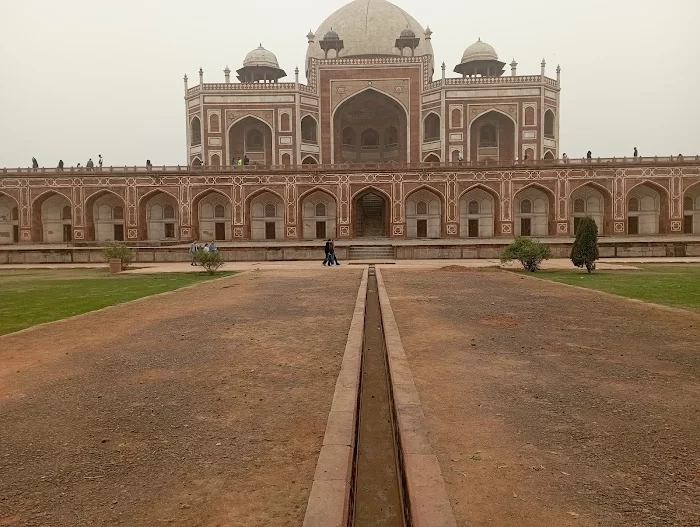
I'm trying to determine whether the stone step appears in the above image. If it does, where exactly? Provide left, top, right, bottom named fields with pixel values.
left=348, top=246, right=396, bottom=260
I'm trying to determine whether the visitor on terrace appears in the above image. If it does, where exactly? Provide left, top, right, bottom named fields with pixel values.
left=189, top=240, right=198, bottom=266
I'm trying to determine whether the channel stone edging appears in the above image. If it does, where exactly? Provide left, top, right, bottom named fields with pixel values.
left=376, top=268, right=458, bottom=527
left=303, top=267, right=368, bottom=527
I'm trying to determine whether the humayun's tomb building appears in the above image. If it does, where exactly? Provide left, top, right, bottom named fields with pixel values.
left=1, top=0, right=699, bottom=260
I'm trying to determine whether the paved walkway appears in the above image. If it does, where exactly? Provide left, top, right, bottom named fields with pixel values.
left=1, top=257, right=699, bottom=274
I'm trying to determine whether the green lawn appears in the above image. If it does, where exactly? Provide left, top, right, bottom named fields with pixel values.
left=528, top=264, right=700, bottom=311
left=0, top=269, right=235, bottom=335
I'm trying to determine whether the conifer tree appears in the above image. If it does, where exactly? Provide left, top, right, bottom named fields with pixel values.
left=571, top=217, right=599, bottom=273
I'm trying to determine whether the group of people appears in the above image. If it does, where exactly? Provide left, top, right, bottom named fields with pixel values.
left=231, top=156, right=250, bottom=167
left=188, top=240, right=218, bottom=265
left=323, top=239, right=340, bottom=266
left=32, top=155, right=157, bottom=171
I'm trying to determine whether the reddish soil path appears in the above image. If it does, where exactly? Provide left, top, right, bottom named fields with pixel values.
left=0, top=268, right=363, bottom=527
left=382, top=268, right=700, bottom=527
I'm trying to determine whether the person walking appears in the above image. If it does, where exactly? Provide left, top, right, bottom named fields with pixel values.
left=203, top=243, right=210, bottom=252
left=244, top=155, right=250, bottom=165
left=209, top=241, right=218, bottom=252
left=586, top=150, right=592, bottom=161
left=98, top=154, right=103, bottom=168
left=189, top=240, right=198, bottom=265
left=58, top=159, right=64, bottom=171
left=323, top=239, right=331, bottom=266
left=86, top=158, right=94, bottom=170
left=562, top=153, right=569, bottom=163
left=146, top=159, right=153, bottom=170
left=32, top=157, right=38, bottom=171
left=329, top=239, right=340, bottom=266
left=633, top=147, right=638, bottom=159
left=237, top=157, right=243, bottom=167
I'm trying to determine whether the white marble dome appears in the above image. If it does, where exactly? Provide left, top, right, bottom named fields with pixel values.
left=461, top=38, right=498, bottom=63
left=307, top=0, right=433, bottom=61
left=243, top=45, right=280, bottom=69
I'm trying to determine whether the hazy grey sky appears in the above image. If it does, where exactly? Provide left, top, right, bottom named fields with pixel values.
left=1, top=0, right=698, bottom=167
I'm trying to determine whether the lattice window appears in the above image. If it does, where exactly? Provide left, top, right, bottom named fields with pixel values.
left=520, top=199, right=532, bottom=214
left=315, top=203, right=326, bottom=217
left=164, top=204, right=175, bottom=219
left=479, top=125, right=497, bottom=147
left=416, top=201, right=428, bottom=215
left=62, top=206, right=71, bottom=220
left=574, top=198, right=585, bottom=213
left=214, top=204, right=225, bottom=218
left=684, top=195, right=694, bottom=211
left=468, top=200, right=479, bottom=215
left=628, top=197, right=639, bottom=212
left=264, top=203, right=276, bottom=218
left=113, top=206, right=124, bottom=220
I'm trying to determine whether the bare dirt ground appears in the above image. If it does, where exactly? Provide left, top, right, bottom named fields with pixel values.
left=382, top=268, right=700, bottom=527
left=0, top=268, right=362, bottom=527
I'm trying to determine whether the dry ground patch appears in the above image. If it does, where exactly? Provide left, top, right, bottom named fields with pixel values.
left=383, top=268, right=700, bottom=527
left=0, top=268, right=362, bottom=527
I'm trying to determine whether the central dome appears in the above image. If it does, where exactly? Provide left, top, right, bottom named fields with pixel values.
left=307, top=0, right=433, bottom=63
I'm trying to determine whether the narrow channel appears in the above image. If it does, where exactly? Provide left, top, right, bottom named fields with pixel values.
left=352, top=266, right=406, bottom=527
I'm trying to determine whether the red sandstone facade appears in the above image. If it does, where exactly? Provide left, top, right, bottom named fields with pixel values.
left=1, top=0, right=699, bottom=245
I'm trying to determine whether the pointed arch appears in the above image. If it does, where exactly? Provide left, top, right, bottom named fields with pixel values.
left=625, top=180, right=670, bottom=234
left=423, top=111, right=441, bottom=142
left=332, top=87, right=409, bottom=163
left=405, top=185, right=444, bottom=238
left=569, top=181, right=613, bottom=236
left=299, top=187, right=338, bottom=239
left=352, top=185, right=391, bottom=238
left=227, top=114, right=274, bottom=166
left=469, top=108, right=517, bottom=164
left=190, top=116, right=202, bottom=146
left=423, top=153, right=441, bottom=163
left=513, top=183, right=556, bottom=236
left=31, top=190, right=73, bottom=243
left=0, top=192, right=20, bottom=244
left=459, top=183, right=500, bottom=238
left=246, top=187, right=285, bottom=240
left=192, top=188, right=232, bottom=241
left=138, top=188, right=180, bottom=241
left=302, top=155, right=319, bottom=165
left=85, top=189, right=127, bottom=241
left=544, top=109, right=555, bottom=138
left=301, top=115, right=318, bottom=144
left=543, top=150, right=555, bottom=160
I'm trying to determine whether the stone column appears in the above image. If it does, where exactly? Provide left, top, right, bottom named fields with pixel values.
left=391, top=179, right=405, bottom=238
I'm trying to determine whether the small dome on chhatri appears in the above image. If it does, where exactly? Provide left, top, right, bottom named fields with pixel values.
left=461, top=38, right=498, bottom=63
left=323, top=28, right=340, bottom=40
left=243, top=44, right=280, bottom=69
left=400, top=27, right=416, bottom=38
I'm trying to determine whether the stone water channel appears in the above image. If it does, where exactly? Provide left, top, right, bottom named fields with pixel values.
left=351, top=266, right=407, bottom=526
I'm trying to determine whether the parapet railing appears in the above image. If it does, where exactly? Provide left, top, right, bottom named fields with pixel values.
left=426, top=75, right=558, bottom=90
left=3, top=156, right=698, bottom=177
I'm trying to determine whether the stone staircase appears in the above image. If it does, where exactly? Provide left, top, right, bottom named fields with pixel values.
left=348, top=245, right=396, bottom=261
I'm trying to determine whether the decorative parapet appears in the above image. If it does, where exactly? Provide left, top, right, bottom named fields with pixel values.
left=186, top=82, right=316, bottom=97
left=425, top=75, right=559, bottom=91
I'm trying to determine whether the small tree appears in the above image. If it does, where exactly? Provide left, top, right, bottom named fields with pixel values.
left=571, top=217, right=599, bottom=273
left=501, top=237, right=552, bottom=272
left=102, top=242, right=134, bottom=270
left=194, top=250, right=224, bottom=274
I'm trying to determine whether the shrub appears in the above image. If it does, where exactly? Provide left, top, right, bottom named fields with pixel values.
left=102, top=242, right=134, bottom=270
left=501, top=237, right=552, bottom=272
left=194, top=250, right=224, bottom=274
left=571, top=217, right=599, bottom=273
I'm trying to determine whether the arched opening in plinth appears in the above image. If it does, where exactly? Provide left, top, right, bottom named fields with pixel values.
left=353, top=188, right=390, bottom=238
left=85, top=190, right=126, bottom=242
left=683, top=182, right=700, bottom=234
left=334, top=89, right=408, bottom=163
left=469, top=110, right=516, bottom=163
left=301, top=189, right=337, bottom=240
left=248, top=190, right=284, bottom=240
left=513, top=184, right=555, bottom=236
left=139, top=190, right=180, bottom=241
left=32, top=191, right=73, bottom=243
left=405, top=187, right=442, bottom=238
left=626, top=181, right=669, bottom=235
left=459, top=185, right=498, bottom=238
left=0, top=193, right=19, bottom=244
left=228, top=116, right=273, bottom=166
left=570, top=183, right=612, bottom=236
left=192, top=189, right=232, bottom=241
